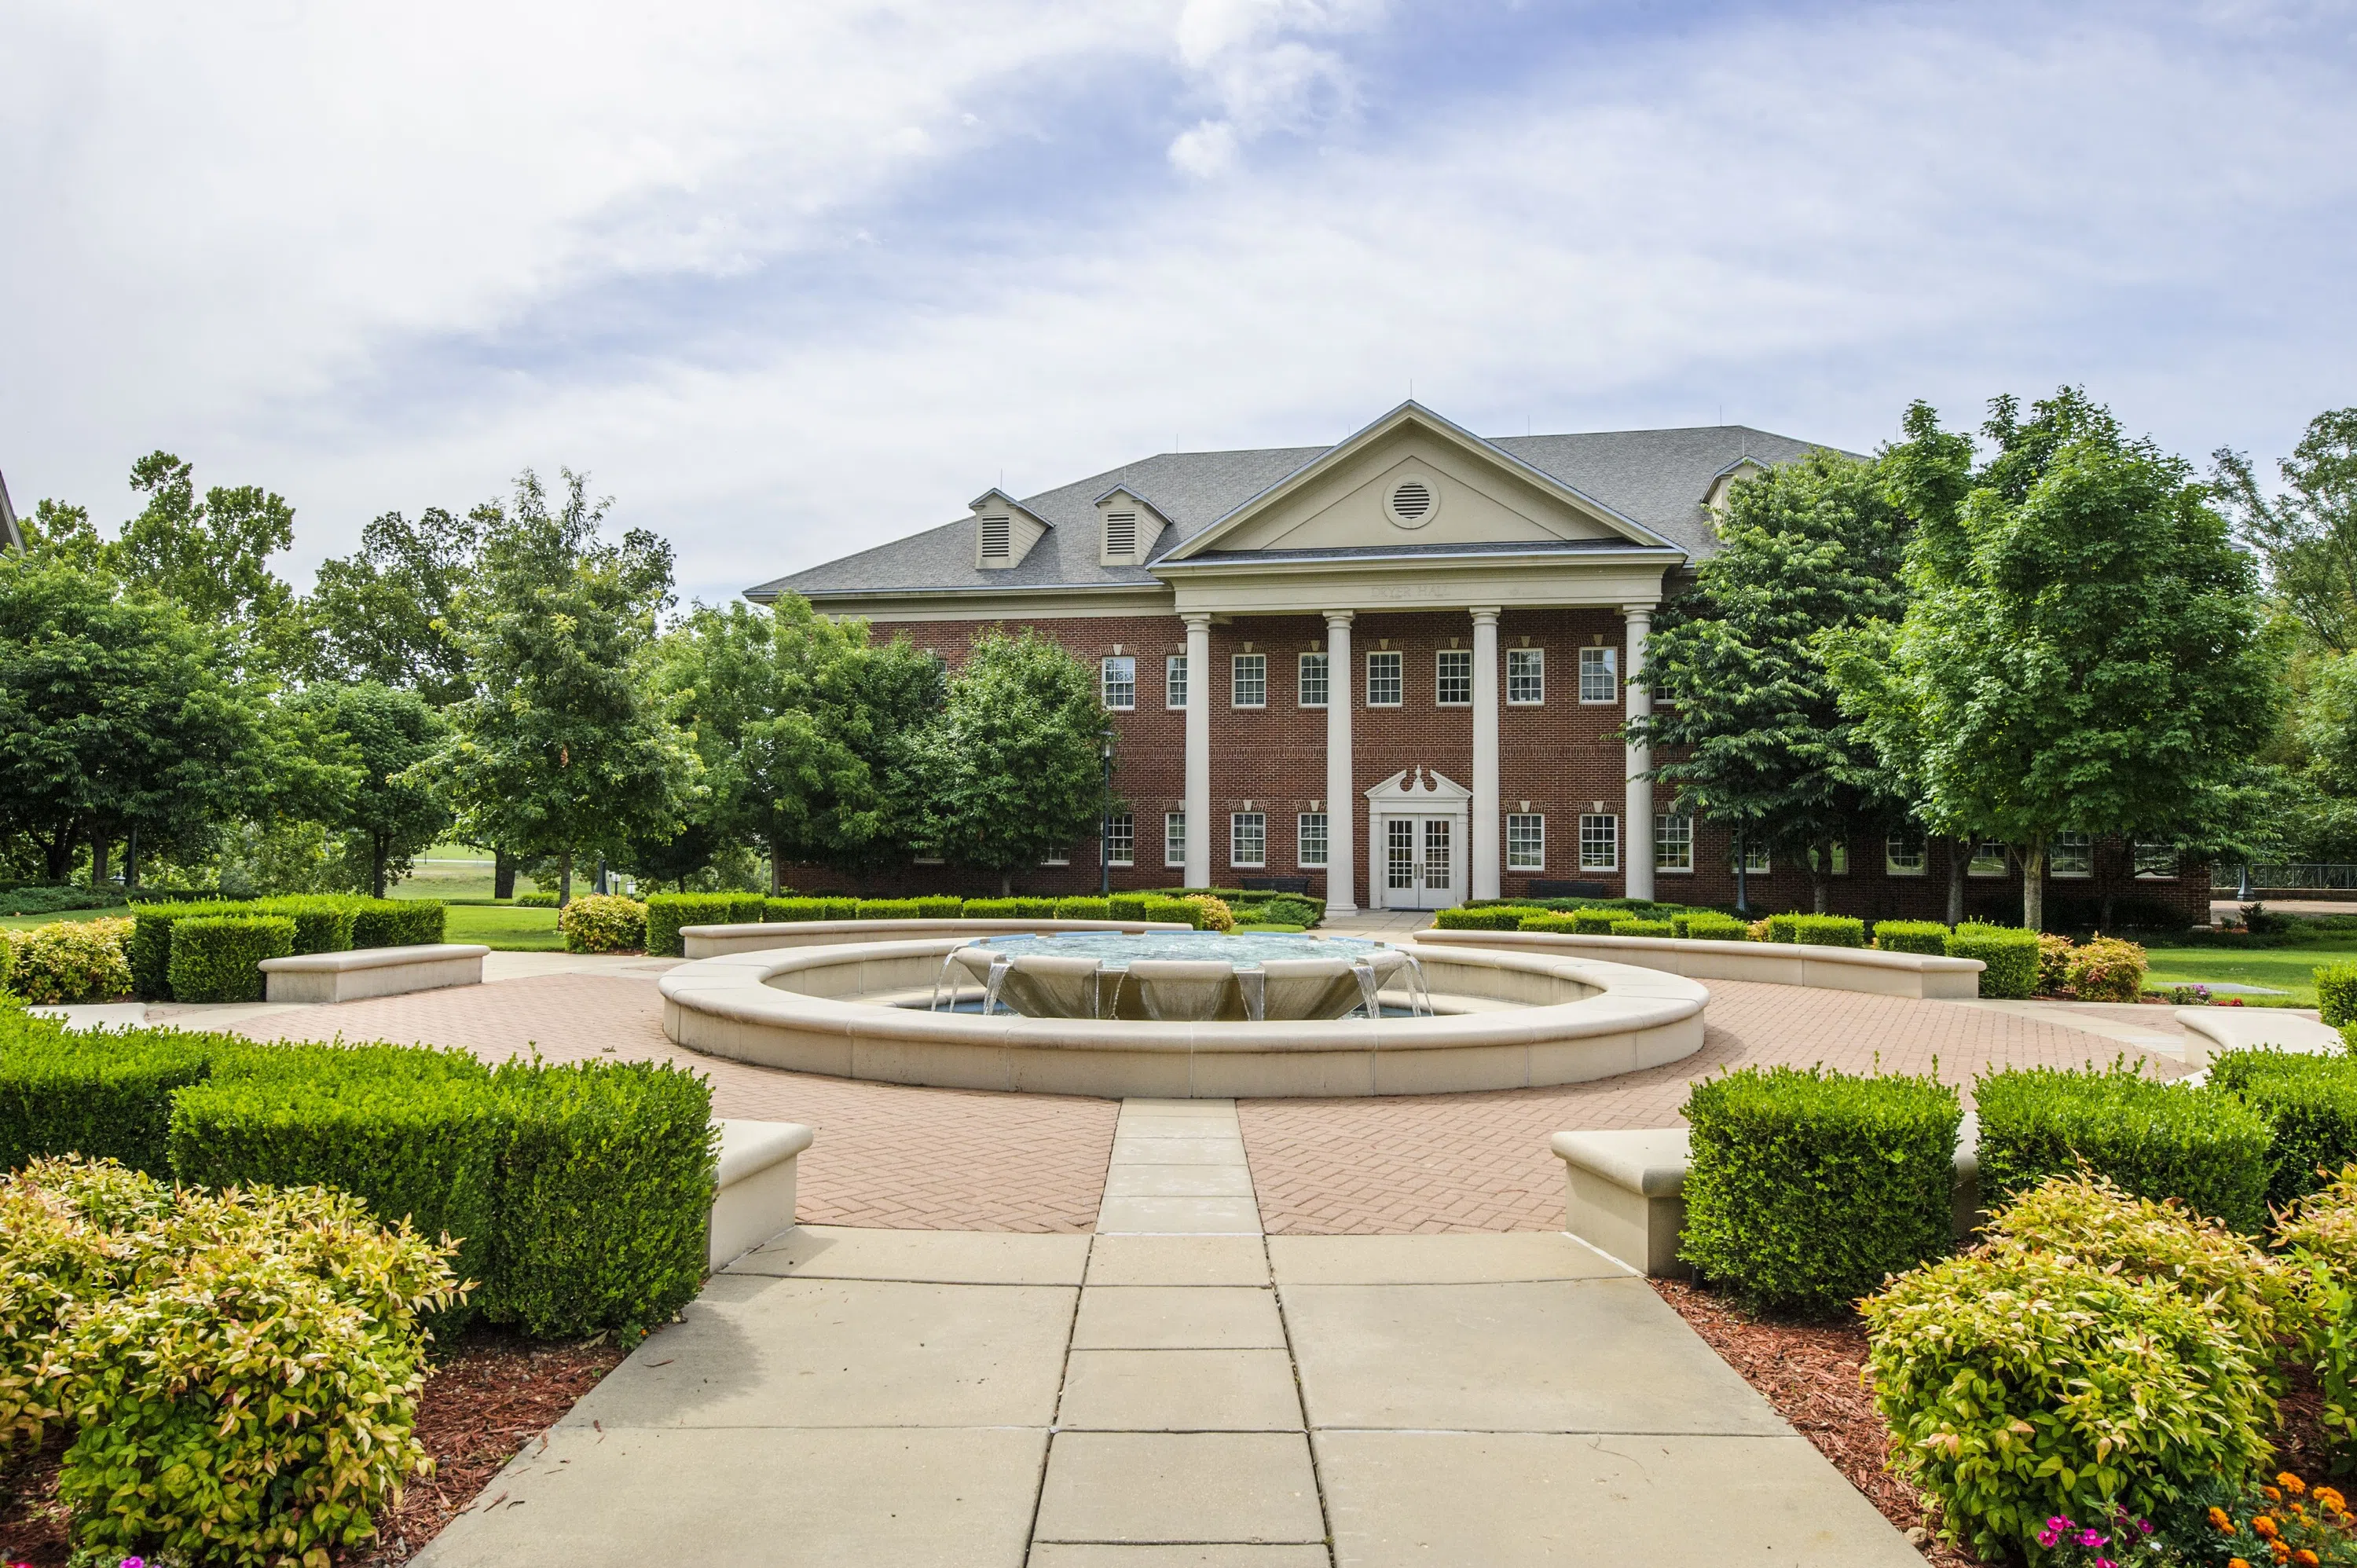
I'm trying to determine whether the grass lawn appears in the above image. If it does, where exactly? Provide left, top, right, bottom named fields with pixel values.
left=443, top=903, right=564, bottom=951
left=2141, top=943, right=2355, bottom=1006
left=0, top=906, right=133, bottom=931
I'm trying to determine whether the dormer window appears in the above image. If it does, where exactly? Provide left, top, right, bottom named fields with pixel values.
left=980, top=515, right=1011, bottom=562
left=1104, top=511, right=1138, bottom=559
left=1092, top=485, right=1167, bottom=566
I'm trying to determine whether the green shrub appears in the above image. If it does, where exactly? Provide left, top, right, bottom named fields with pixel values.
left=1516, top=912, right=1581, bottom=933
left=1787, top=914, right=1866, bottom=947
left=0, top=885, right=122, bottom=918
left=1763, top=912, right=1802, bottom=943
left=1675, top=912, right=1750, bottom=940
left=0, top=918, right=134, bottom=1004
left=515, top=890, right=559, bottom=907
left=2037, top=932, right=2076, bottom=994
left=1570, top=909, right=1623, bottom=934
left=258, top=893, right=360, bottom=954
left=1434, top=906, right=1536, bottom=930
left=1976, top=1063, right=2270, bottom=1233
left=1141, top=896, right=1207, bottom=930
left=1181, top=893, right=1236, bottom=932
left=166, top=914, right=295, bottom=1003
left=350, top=898, right=447, bottom=948
left=2066, top=935, right=2148, bottom=1002
left=560, top=892, right=647, bottom=952
left=1608, top=918, right=1674, bottom=937
left=1947, top=922, right=2040, bottom=998
left=1108, top=894, right=1151, bottom=920
left=643, top=893, right=767, bottom=956
left=1862, top=1247, right=2273, bottom=1562
left=1054, top=896, right=1111, bottom=919
left=0, top=1010, right=214, bottom=1173
left=910, top=895, right=960, bottom=917
left=2320, top=962, right=2357, bottom=1027
left=2210, top=1048, right=2357, bottom=1210
left=854, top=898, right=924, bottom=919
left=129, top=903, right=223, bottom=999
left=1680, top=1064, right=1962, bottom=1315
left=486, top=1058, right=716, bottom=1339
left=1873, top=919, right=1949, bottom=956
left=763, top=896, right=833, bottom=921
left=2275, top=1167, right=2357, bottom=1460
left=957, top=897, right=1021, bottom=918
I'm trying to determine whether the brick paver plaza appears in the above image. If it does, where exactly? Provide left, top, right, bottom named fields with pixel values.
left=234, top=968, right=2186, bottom=1234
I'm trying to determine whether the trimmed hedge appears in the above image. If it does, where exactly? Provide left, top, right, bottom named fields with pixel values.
left=1609, top=918, right=1674, bottom=937
left=915, top=896, right=963, bottom=918
left=1975, top=1063, right=2270, bottom=1233
left=0, top=1012, right=214, bottom=1173
left=1681, top=1064, right=1962, bottom=1315
left=764, top=896, right=843, bottom=921
left=1108, top=894, right=1152, bottom=920
left=130, top=896, right=438, bottom=998
left=1874, top=919, right=1950, bottom=956
left=1763, top=913, right=1803, bottom=943
left=2210, top=1048, right=2357, bottom=1211
left=1676, top=912, right=1750, bottom=940
left=1516, top=912, right=1580, bottom=933
left=515, top=891, right=559, bottom=907
left=1947, top=922, right=2040, bottom=999
left=1054, top=897, right=1111, bottom=919
left=854, top=898, right=924, bottom=919
left=1142, top=896, right=1208, bottom=930
left=643, top=893, right=767, bottom=957
left=1434, top=906, right=1539, bottom=930
left=166, top=915, right=295, bottom=1004
left=960, top=896, right=1058, bottom=918
left=2319, top=962, right=2357, bottom=1028
left=350, top=899, right=446, bottom=948
left=1788, top=914, right=1866, bottom=947
left=1570, top=909, right=1624, bottom=934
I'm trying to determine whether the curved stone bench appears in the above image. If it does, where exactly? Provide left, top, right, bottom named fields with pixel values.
left=680, top=917, right=1193, bottom=959
left=660, top=937, right=1707, bottom=1098
left=1417, top=927, right=1983, bottom=1000
left=1552, top=1122, right=1981, bottom=1278
left=259, top=943, right=491, bottom=1004
left=711, top=1119, right=815, bottom=1269
left=2174, top=1005, right=2340, bottom=1068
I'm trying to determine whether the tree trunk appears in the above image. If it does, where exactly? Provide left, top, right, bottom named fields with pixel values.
left=372, top=832, right=388, bottom=899
left=493, top=848, right=516, bottom=901
left=2022, top=838, right=2046, bottom=932
left=2100, top=892, right=2115, bottom=933
left=1811, top=838, right=1831, bottom=914
left=1000, top=870, right=1013, bottom=897
left=42, top=826, right=75, bottom=884
left=559, top=846, right=574, bottom=907
left=1732, top=833, right=1749, bottom=914
left=125, top=827, right=139, bottom=891
left=1945, top=837, right=1965, bottom=926
left=90, top=833, right=110, bottom=892
left=768, top=841, right=783, bottom=897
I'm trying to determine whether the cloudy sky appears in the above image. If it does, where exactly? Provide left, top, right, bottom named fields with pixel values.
left=5, top=0, right=2352, bottom=606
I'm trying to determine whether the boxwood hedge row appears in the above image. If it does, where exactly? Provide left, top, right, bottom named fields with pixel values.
left=1975, top=1062, right=2270, bottom=1233
left=130, top=896, right=449, bottom=1000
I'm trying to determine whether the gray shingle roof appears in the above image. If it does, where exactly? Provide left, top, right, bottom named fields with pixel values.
left=747, top=423, right=1838, bottom=601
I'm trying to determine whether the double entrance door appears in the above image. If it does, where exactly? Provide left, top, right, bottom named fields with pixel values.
left=1384, top=816, right=1457, bottom=910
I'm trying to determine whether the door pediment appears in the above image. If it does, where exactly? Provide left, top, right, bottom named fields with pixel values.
left=1365, top=767, right=1471, bottom=806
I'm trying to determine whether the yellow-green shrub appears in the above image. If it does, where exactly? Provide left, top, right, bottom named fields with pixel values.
left=2319, top=963, right=2357, bottom=1028
left=0, top=918, right=134, bottom=1004
left=2275, top=1167, right=2357, bottom=1461
left=1182, top=894, right=1235, bottom=933
left=2066, top=936, right=2148, bottom=1002
left=560, top=892, right=647, bottom=952
left=2037, top=932, right=2076, bottom=993
left=1873, top=919, right=1949, bottom=956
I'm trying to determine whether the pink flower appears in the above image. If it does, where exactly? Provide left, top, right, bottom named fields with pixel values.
left=2080, top=1529, right=2106, bottom=1547
left=2039, top=1528, right=2061, bottom=1548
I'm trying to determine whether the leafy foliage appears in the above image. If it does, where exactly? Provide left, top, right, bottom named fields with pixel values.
left=559, top=892, right=646, bottom=952
left=0, top=1010, right=214, bottom=1173
left=2214, top=407, right=2357, bottom=654
left=2276, top=1167, right=2357, bottom=1463
left=293, top=503, right=489, bottom=705
left=1875, top=919, right=1951, bottom=955
left=1946, top=922, right=2040, bottom=998
left=0, top=918, right=134, bottom=1003
left=284, top=680, right=449, bottom=896
left=2319, top=961, right=2357, bottom=1027
left=1975, top=1063, right=2271, bottom=1233
left=166, top=914, right=296, bottom=1002
left=2210, top=1050, right=2357, bottom=1211
left=642, top=892, right=766, bottom=956
left=2065, top=935, right=2148, bottom=1002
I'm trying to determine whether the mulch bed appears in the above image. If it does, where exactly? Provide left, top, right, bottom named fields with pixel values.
left=0, top=1328, right=623, bottom=1567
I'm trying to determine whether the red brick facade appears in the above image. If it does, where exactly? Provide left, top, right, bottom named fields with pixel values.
left=780, top=610, right=2211, bottom=927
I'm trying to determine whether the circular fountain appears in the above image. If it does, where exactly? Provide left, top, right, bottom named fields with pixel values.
left=658, top=924, right=1709, bottom=1099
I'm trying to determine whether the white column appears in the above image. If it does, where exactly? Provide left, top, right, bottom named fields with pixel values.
left=1324, top=611, right=1357, bottom=914
left=1183, top=612, right=1213, bottom=889
left=1622, top=603, right=1655, bottom=901
left=1470, top=607, right=1501, bottom=902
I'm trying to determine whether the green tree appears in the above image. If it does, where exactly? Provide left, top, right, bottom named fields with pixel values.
left=1637, top=449, right=1912, bottom=913
left=2214, top=408, right=2357, bottom=653
left=426, top=469, right=697, bottom=903
left=284, top=681, right=449, bottom=896
left=0, top=551, right=269, bottom=882
left=112, top=452, right=298, bottom=635
left=907, top=630, right=1105, bottom=895
left=650, top=596, right=940, bottom=889
left=296, top=504, right=492, bottom=705
left=1827, top=390, right=2278, bottom=929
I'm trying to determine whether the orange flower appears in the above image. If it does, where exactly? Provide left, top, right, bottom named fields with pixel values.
left=2318, top=1486, right=2348, bottom=1514
left=2273, top=1544, right=2292, bottom=1566
left=2229, top=1558, right=2252, bottom=1568
left=2293, top=1551, right=2320, bottom=1567
left=2282, top=1473, right=2309, bottom=1497
left=2269, top=1488, right=2286, bottom=1504
left=2255, top=1516, right=2281, bottom=1540
left=2216, top=1507, right=2239, bottom=1532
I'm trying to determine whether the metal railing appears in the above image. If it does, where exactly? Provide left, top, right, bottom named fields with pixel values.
left=2216, top=863, right=2357, bottom=893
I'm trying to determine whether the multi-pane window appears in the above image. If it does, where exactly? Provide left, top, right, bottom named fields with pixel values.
left=1103, top=812, right=1135, bottom=868
left=1968, top=841, right=2007, bottom=877
left=2051, top=832, right=2094, bottom=878
left=1435, top=649, right=1472, bottom=706
left=1366, top=650, right=1404, bottom=706
left=1297, top=811, right=1329, bottom=869
left=1578, top=646, right=1618, bottom=704
left=1507, top=813, right=1545, bottom=871
left=1165, top=654, right=1188, bottom=709
left=1041, top=849, right=1070, bottom=866
left=1655, top=814, right=1693, bottom=873
left=1298, top=651, right=1329, bottom=708
left=1101, top=655, right=1135, bottom=711
left=1231, top=654, right=1267, bottom=709
left=2134, top=841, right=2180, bottom=879
left=1507, top=648, right=1545, bottom=705
left=1578, top=813, right=1618, bottom=871
left=1230, top=811, right=1266, bottom=868
left=1886, top=833, right=1927, bottom=875
left=1741, top=842, right=1772, bottom=874
left=1164, top=811, right=1186, bottom=867
left=1809, top=841, right=1850, bottom=876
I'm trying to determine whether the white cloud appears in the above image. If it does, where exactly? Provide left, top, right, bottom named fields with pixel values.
left=1164, top=0, right=1383, bottom=174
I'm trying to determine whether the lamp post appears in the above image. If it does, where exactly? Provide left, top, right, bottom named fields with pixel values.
left=1099, top=727, right=1116, bottom=898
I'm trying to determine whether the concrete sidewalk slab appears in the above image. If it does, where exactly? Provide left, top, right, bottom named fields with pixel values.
left=412, top=1424, right=1045, bottom=1568
left=1030, top=1548, right=1330, bottom=1566
left=1104, top=1164, right=1259, bottom=1198
left=731, top=1223, right=1091, bottom=1285
left=1316, top=1430, right=1924, bottom=1567
left=1096, top=1195, right=1264, bottom=1233
left=1073, top=1286, right=1288, bottom=1350
left=1270, top=1231, right=1628, bottom=1285
left=1033, top=1431, right=1325, bottom=1545
left=1282, top=1278, right=1789, bottom=1434
left=1086, top=1235, right=1272, bottom=1287
left=1058, top=1348, right=1305, bottom=1431
left=560, top=1274, right=1073, bottom=1428
left=1111, top=1136, right=1253, bottom=1164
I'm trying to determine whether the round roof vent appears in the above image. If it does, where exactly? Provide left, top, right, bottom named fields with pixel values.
left=1386, top=478, right=1437, bottom=528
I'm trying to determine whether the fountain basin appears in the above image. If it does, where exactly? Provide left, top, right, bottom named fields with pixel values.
left=940, top=932, right=1413, bottom=1021
left=658, top=936, right=1707, bottom=1098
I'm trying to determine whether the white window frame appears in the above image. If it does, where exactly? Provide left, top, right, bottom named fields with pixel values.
left=1886, top=833, right=1927, bottom=876
left=1164, top=811, right=1187, bottom=868
left=1809, top=841, right=1851, bottom=877
left=1507, top=647, right=1545, bottom=705
left=1655, top=814, right=1693, bottom=874
left=2134, top=841, right=2180, bottom=880
left=1578, top=813, right=1618, bottom=872
left=1102, top=811, right=1135, bottom=868
left=1578, top=646, right=1618, bottom=705
left=1230, top=811, right=1266, bottom=870
left=1365, top=650, right=1404, bottom=706
left=1435, top=649, right=1473, bottom=707
left=1231, top=653, right=1267, bottom=709
left=1100, top=655, right=1135, bottom=711
left=1297, top=811, right=1329, bottom=869
left=1041, top=851, right=1070, bottom=866
left=1506, top=813, right=1545, bottom=872
left=1165, top=654, right=1188, bottom=711
left=1740, top=842, right=1771, bottom=874
left=1298, top=651, right=1329, bottom=709
left=1967, top=840, right=2008, bottom=877
left=2051, top=832, right=2094, bottom=879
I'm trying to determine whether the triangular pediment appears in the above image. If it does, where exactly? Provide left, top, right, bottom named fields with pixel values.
left=1164, top=403, right=1673, bottom=562
left=1364, top=767, right=1472, bottom=804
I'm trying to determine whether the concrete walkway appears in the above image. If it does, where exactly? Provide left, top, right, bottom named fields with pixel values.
left=419, top=1097, right=1915, bottom=1567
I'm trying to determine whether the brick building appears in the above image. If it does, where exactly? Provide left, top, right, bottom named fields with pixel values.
left=750, top=402, right=2206, bottom=925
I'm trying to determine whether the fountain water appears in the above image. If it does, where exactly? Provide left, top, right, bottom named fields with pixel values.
left=936, top=932, right=1415, bottom=1021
